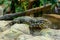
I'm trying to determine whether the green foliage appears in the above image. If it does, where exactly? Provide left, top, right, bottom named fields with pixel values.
left=0, top=0, right=58, bottom=13
left=0, top=0, right=4, bottom=5
left=15, top=1, right=28, bottom=12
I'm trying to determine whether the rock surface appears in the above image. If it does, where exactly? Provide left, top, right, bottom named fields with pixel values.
left=40, top=28, right=60, bottom=40
left=17, top=34, right=33, bottom=40
left=17, top=34, right=54, bottom=40
left=10, top=24, right=30, bottom=34
left=0, top=24, right=30, bottom=40
left=0, top=21, right=12, bottom=32
left=29, top=36, right=54, bottom=40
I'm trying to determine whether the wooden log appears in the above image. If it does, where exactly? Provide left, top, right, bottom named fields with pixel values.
left=43, top=14, right=60, bottom=29
left=0, top=4, right=51, bottom=20
left=0, top=12, right=26, bottom=20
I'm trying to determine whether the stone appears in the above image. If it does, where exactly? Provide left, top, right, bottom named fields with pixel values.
left=10, top=24, right=30, bottom=34
left=40, top=28, right=60, bottom=40
left=17, top=34, right=33, bottom=40
left=0, top=21, right=12, bottom=32
left=0, top=24, right=30, bottom=40
left=0, top=30, right=15, bottom=40
left=17, top=35, right=54, bottom=40
left=17, top=34, right=54, bottom=40
left=31, top=36, right=54, bottom=40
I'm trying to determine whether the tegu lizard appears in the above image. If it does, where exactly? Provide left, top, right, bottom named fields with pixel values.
left=5, top=16, right=52, bottom=35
